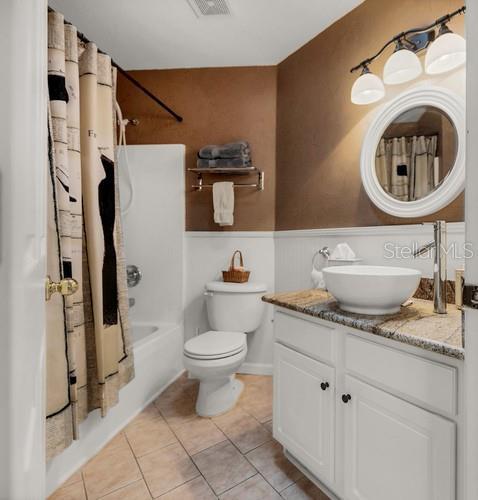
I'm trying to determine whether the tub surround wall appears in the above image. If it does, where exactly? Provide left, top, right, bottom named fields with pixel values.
left=117, top=66, right=277, bottom=232
left=119, top=145, right=185, bottom=326
left=276, top=0, right=465, bottom=230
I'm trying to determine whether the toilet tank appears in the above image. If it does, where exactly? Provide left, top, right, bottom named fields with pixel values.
left=205, top=281, right=267, bottom=333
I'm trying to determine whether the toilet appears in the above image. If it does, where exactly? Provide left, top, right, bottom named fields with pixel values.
left=183, top=281, right=267, bottom=417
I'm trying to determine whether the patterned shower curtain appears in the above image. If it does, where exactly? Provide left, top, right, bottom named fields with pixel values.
left=375, top=135, right=438, bottom=202
left=46, top=11, right=134, bottom=460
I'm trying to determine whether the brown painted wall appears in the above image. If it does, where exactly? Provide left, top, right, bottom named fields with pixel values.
left=117, top=66, right=277, bottom=231
left=276, top=0, right=465, bottom=230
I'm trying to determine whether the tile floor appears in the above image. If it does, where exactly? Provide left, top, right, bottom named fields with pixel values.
left=49, top=374, right=330, bottom=500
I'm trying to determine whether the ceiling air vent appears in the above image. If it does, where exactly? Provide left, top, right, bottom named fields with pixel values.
left=186, top=0, right=231, bottom=17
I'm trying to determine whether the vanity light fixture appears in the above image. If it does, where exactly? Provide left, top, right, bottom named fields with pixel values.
left=351, top=65, right=385, bottom=105
left=382, top=40, right=422, bottom=85
left=425, top=22, right=466, bottom=75
left=350, top=5, right=465, bottom=104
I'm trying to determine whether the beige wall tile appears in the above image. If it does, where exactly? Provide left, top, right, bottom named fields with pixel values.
left=192, top=441, right=256, bottom=495
left=138, top=442, right=200, bottom=497
left=246, top=441, right=302, bottom=492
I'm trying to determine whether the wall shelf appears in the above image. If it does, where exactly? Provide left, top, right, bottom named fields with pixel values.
left=188, top=167, right=264, bottom=191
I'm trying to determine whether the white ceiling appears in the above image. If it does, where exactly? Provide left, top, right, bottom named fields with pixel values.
left=48, top=0, right=364, bottom=70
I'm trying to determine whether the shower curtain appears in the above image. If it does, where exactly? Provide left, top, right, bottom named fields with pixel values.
left=46, top=11, right=134, bottom=460
left=376, top=135, right=438, bottom=201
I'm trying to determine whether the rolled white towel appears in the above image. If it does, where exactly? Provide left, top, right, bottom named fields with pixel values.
left=330, top=243, right=356, bottom=260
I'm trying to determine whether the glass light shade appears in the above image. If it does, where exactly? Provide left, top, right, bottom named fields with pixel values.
left=425, top=32, right=466, bottom=75
left=383, top=49, right=422, bottom=85
left=351, top=72, right=385, bottom=105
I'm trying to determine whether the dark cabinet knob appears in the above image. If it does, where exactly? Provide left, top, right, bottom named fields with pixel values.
left=342, top=394, right=352, bottom=403
left=320, top=382, right=329, bottom=391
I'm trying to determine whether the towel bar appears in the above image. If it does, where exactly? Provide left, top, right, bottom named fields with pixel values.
left=191, top=170, right=264, bottom=192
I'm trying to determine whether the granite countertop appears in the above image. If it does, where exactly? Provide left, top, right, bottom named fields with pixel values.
left=263, top=289, right=464, bottom=360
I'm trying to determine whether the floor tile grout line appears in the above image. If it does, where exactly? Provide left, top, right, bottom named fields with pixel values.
left=52, top=375, right=279, bottom=499
left=81, top=433, right=144, bottom=500
left=165, top=403, right=263, bottom=498
left=123, top=432, right=155, bottom=499
left=182, top=377, right=276, bottom=496
left=242, top=445, right=297, bottom=495
left=215, top=472, right=260, bottom=498
left=81, top=475, right=88, bottom=500
left=155, top=397, right=222, bottom=498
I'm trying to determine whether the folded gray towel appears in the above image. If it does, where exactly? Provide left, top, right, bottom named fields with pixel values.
left=197, top=157, right=252, bottom=169
left=199, top=141, right=251, bottom=160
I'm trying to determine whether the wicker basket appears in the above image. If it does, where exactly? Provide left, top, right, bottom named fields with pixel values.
left=222, top=250, right=250, bottom=283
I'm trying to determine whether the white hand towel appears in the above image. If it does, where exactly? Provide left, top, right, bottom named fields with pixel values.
left=213, top=182, right=234, bottom=226
left=330, top=243, right=356, bottom=260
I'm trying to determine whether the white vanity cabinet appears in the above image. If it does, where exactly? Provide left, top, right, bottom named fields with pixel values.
left=343, top=375, right=455, bottom=500
left=272, top=310, right=462, bottom=500
left=274, top=343, right=335, bottom=484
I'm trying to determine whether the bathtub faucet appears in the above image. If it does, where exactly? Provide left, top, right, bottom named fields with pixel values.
left=127, top=264, right=142, bottom=288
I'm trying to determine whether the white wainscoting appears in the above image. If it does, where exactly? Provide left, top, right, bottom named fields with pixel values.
left=185, top=223, right=465, bottom=374
left=185, top=232, right=275, bottom=374
left=275, top=223, right=465, bottom=292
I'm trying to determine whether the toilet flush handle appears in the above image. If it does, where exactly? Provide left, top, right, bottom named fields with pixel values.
left=204, top=291, right=213, bottom=297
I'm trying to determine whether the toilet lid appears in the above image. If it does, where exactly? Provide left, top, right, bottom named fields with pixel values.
left=205, top=281, right=267, bottom=293
left=184, top=331, right=246, bottom=359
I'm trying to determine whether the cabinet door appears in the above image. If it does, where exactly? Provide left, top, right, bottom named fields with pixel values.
left=274, top=343, right=335, bottom=484
left=343, top=375, right=455, bottom=500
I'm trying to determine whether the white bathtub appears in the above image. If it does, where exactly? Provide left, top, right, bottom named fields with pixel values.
left=46, top=321, right=184, bottom=496
left=131, top=322, right=173, bottom=348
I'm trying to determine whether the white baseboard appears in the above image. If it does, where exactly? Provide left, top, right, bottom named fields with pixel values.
left=239, top=362, right=273, bottom=376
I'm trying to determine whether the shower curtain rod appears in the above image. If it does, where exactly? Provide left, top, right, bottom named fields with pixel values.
left=48, top=7, right=184, bottom=122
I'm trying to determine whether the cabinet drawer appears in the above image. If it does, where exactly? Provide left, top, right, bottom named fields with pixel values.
left=275, top=311, right=334, bottom=363
left=345, top=334, right=457, bottom=415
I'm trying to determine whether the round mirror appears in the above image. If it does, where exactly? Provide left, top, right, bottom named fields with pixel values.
left=361, top=87, right=465, bottom=217
left=375, top=106, right=457, bottom=202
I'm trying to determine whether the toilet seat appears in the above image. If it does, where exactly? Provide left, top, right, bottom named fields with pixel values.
left=184, top=331, right=246, bottom=360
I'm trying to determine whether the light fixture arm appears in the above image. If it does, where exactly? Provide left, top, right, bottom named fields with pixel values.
left=350, top=5, right=466, bottom=73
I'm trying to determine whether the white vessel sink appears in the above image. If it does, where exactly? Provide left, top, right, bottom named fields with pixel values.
left=322, top=265, right=421, bottom=315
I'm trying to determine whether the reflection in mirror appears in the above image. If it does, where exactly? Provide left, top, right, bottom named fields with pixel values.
left=375, top=106, right=457, bottom=202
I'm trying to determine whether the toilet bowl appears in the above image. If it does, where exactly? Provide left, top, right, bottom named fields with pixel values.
left=183, top=281, right=266, bottom=417
left=184, top=331, right=247, bottom=416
